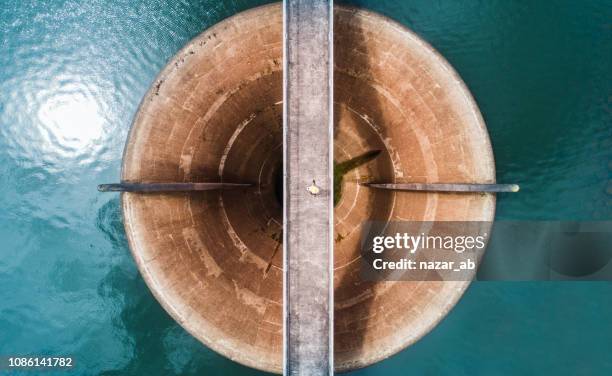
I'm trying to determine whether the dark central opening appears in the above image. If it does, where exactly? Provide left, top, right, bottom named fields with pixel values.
left=274, top=163, right=283, bottom=207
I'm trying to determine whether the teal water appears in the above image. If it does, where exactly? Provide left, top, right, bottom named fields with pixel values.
left=0, top=0, right=610, bottom=375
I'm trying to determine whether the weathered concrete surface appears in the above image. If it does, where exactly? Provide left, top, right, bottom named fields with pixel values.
left=121, top=3, right=496, bottom=374
left=283, top=0, right=333, bottom=374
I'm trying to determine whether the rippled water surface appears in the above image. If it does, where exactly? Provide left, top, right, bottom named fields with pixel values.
left=0, top=0, right=610, bottom=374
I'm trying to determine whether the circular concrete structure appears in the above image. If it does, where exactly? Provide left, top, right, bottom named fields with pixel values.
left=121, top=4, right=495, bottom=373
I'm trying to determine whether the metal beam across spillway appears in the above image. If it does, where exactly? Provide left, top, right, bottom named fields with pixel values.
left=283, top=0, right=334, bottom=374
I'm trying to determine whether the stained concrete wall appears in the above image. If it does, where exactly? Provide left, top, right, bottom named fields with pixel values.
left=121, top=3, right=495, bottom=373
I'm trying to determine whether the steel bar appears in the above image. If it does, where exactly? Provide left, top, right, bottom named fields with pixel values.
left=362, top=183, right=520, bottom=193
left=283, top=0, right=334, bottom=374
left=97, top=182, right=252, bottom=192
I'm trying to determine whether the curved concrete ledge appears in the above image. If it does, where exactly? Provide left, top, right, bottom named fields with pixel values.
left=121, top=3, right=495, bottom=373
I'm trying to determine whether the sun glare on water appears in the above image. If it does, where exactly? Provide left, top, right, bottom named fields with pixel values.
left=37, top=92, right=105, bottom=154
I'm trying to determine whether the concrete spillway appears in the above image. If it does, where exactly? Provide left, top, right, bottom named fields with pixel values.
left=120, top=3, right=495, bottom=373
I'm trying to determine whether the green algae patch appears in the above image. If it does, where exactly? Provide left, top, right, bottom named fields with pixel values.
left=334, top=150, right=381, bottom=206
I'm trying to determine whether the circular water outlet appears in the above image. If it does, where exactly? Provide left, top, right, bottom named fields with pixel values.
left=121, top=4, right=496, bottom=373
